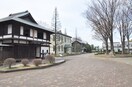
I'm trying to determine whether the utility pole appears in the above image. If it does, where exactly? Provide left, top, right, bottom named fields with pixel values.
left=75, top=28, right=77, bottom=54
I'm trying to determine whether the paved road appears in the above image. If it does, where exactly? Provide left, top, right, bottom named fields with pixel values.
left=0, top=53, right=132, bottom=87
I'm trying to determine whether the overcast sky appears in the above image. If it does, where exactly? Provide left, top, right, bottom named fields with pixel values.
left=0, top=0, right=105, bottom=47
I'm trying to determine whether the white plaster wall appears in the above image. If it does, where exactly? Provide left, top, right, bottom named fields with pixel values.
left=30, top=29, right=33, bottom=37
left=34, top=30, right=37, bottom=37
left=20, top=26, right=24, bottom=35
left=8, top=24, right=12, bottom=34
left=3, top=35, right=12, bottom=38
left=43, top=32, right=46, bottom=39
left=41, top=47, right=49, bottom=53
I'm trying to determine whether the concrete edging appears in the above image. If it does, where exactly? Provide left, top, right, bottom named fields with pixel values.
left=0, top=60, right=66, bottom=73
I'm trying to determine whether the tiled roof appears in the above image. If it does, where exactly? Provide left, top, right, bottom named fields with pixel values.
left=9, top=10, right=29, bottom=17
left=56, top=32, right=72, bottom=38
left=0, top=11, right=54, bottom=33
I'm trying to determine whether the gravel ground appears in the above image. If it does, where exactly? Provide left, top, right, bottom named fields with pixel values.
left=0, top=53, right=132, bottom=87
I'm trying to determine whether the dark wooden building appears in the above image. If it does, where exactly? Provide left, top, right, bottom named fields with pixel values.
left=72, top=41, right=82, bottom=53
left=0, top=11, right=53, bottom=60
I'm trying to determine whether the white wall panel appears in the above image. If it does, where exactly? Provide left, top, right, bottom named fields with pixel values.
left=20, top=26, right=24, bottom=35
left=8, top=24, right=12, bottom=34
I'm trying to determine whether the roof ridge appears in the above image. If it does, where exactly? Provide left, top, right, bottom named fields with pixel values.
left=9, top=10, right=29, bottom=17
left=13, top=17, right=53, bottom=33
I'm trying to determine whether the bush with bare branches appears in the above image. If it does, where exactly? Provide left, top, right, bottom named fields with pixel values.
left=45, top=55, right=55, bottom=64
left=32, top=59, right=42, bottom=66
left=3, top=58, right=16, bottom=69
left=21, top=59, right=29, bottom=66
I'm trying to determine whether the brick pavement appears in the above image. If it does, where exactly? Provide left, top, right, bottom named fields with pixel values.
left=0, top=53, right=132, bottom=87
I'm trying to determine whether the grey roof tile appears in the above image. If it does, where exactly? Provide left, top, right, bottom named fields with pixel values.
left=0, top=11, right=54, bottom=33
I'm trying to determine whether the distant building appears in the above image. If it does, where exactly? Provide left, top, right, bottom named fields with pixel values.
left=72, top=37, right=86, bottom=53
left=102, top=42, right=122, bottom=52
left=125, top=41, right=132, bottom=53
left=72, top=41, right=82, bottom=53
left=50, top=31, right=72, bottom=55
left=0, top=11, right=53, bottom=60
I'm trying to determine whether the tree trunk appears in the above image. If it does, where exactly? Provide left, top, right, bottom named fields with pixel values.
left=127, top=35, right=130, bottom=54
left=109, top=31, right=114, bottom=55
left=121, top=40, right=125, bottom=54
left=105, top=39, right=109, bottom=55
left=120, top=33, right=126, bottom=54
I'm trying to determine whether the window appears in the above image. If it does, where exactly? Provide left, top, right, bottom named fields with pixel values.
left=20, top=26, right=24, bottom=35
left=46, top=50, right=48, bottom=53
left=53, top=45, right=55, bottom=51
left=65, top=37, right=66, bottom=42
left=7, top=24, right=12, bottom=34
left=57, top=34, right=60, bottom=41
left=61, top=45, right=63, bottom=51
left=67, top=38, right=69, bottom=42
left=61, top=36, right=63, bottom=42
left=24, top=28, right=30, bottom=37
left=58, top=46, right=60, bottom=51
left=53, top=35, right=55, bottom=41
left=38, top=31, right=43, bottom=39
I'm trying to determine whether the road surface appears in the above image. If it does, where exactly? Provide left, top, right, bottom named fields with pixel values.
left=0, top=53, right=132, bottom=87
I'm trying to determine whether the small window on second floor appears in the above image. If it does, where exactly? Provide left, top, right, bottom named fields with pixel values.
left=58, top=46, right=60, bottom=51
left=61, top=45, right=63, bottom=51
left=61, top=36, right=63, bottom=42
left=53, top=35, right=55, bottom=41
left=38, top=31, right=43, bottom=39
left=24, top=28, right=30, bottom=37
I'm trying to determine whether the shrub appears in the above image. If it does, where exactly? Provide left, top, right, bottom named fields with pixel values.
left=3, top=58, right=16, bottom=69
left=42, top=59, right=47, bottom=64
left=94, top=52, right=98, bottom=55
left=45, top=55, right=55, bottom=64
left=32, top=59, right=42, bottom=66
left=21, top=59, right=29, bottom=66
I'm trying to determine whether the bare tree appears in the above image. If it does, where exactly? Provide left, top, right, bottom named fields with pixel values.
left=116, top=0, right=132, bottom=54
left=116, top=9, right=127, bottom=54
left=92, top=30, right=109, bottom=54
left=85, top=0, right=120, bottom=54
left=51, top=8, right=61, bottom=31
left=85, top=7, right=109, bottom=54
left=98, top=0, right=120, bottom=55
left=126, top=21, right=132, bottom=53
left=125, top=0, right=132, bottom=53
left=51, top=8, right=61, bottom=56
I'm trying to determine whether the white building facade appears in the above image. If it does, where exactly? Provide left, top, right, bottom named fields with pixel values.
left=50, top=32, right=72, bottom=55
left=102, top=42, right=122, bottom=52
left=102, top=41, right=132, bottom=53
left=125, top=41, right=132, bottom=53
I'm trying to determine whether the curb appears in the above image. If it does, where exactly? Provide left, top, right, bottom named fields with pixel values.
left=0, top=60, right=65, bottom=73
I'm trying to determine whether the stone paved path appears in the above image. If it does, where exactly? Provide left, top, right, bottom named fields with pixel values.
left=0, top=53, right=132, bottom=87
